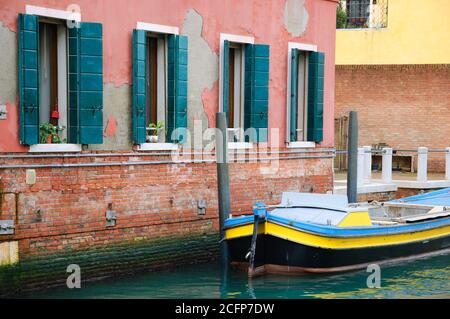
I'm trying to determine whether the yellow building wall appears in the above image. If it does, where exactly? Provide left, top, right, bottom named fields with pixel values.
left=336, top=0, right=450, bottom=65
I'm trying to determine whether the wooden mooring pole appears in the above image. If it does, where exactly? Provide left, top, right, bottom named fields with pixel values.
left=347, top=111, right=358, bottom=203
left=216, top=112, right=230, bottom=268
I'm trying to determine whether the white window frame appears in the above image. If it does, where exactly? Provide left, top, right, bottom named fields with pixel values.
left=137, top=143, right=179, bottom=151
left=26, top=5, right=81, bottom=22
left=136, top=22, right=179, bottom=151
left=26, top=5, right=82, bottom=152
left=219, top=33, right=254, bottom=149
left=286, top=42, right=318, bottom=148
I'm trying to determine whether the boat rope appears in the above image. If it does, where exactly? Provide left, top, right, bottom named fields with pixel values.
left=247, top=214, right=260, bottom=275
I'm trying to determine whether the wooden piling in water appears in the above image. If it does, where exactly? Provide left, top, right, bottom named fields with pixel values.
left=216, top=112, right=230, bottom=267
left=347, top=111, right=358, bottom=203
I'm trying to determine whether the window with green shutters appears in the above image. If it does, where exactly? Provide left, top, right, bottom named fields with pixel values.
left=132, top=29, right=147, bottom=144
left=221, top=38, right=270, bottom=143
left=288, top=48, right=324, bottom=143
left=18, top=13, right=103, bottom=146
left=307, top=52, right=324, bottom=143
left=18, top=14, right=39, bottom=145
left=244, top=44, right=270, bottom=143
left=167, top=34, right=188, bottom=143
left=132, top=29, right=188, bottom=145
left=75, top=22, right=104, bottom=144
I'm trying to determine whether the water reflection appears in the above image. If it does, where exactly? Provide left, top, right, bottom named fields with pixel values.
left=25, top=253, right=449, bottom=299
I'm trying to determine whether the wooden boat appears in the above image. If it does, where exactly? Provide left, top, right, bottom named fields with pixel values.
left=224, top=188, right=450, bottom=276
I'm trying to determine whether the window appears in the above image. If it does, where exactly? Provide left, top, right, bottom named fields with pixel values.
left=220, top=34, right=270, bottom=145
left=338, top=0, right=388, bottom=29
left=292, top=50, right=308, bottom=142
left=287, top=43, right=324, bottom=146
left=38, top=19, right=68, bottom=142
left=146, top=33, right=167, bottom=143
left=347, top=0, right=371, bottom=27
left=132, top=23, right=188, bottom=148
left=226, top=42, right=245, bottom=142
left=18, top=8, right=103, bottom=148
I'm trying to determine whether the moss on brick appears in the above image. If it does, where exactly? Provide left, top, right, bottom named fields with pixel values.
left=0, top=232, right=219, bottom=297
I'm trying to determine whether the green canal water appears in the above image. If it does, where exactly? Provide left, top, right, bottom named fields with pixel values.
left=24, top=253, right=449, bottom=299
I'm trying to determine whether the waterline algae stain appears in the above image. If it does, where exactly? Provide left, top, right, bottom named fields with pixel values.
left=0, top=232, right=218, bottom=297
left=20, top=253, right=449, bottom=299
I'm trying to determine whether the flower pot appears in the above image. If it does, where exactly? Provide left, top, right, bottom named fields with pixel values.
left=146, top=127, right=164, bottom=143
left=47, top=134, right=53, bottom=144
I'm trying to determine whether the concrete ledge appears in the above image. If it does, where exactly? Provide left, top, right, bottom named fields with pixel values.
left=394, top=180, right=450, bottom=189
left=334, top=181, right=397, bottom=195
left=29, top=144, right=82, bottom=153
left=228, top=142, right=253, bottom=150
left=287, top=141, right=316, bottom=148
left=138, top=143, right=179, bottom=151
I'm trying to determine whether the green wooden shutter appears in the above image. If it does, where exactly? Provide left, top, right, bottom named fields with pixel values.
left=289, top=48, right=298, bottom=142
left=78, top=22, right=103, bottom=144
left=244, top=44, right=269, bottom=142
left=222, top=40, right=230, bottom=119
left=68, top=25, right=79, bottom=143
left=167, top=35, right=188, bottom=143
left=18, top=14, right=39, bottom=145
left=307, top=51, right=324, bottom=142
left=132, top=29, right=147, bottom=144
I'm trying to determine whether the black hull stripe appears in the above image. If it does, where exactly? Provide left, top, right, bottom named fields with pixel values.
left=227, top=234, right=450, bottom=270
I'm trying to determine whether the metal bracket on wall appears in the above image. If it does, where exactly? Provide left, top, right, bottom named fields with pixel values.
left=0, top=220, right=15, bottom=235
left=106, top=210, right=116, bottom=227
left=197, top=200, right=206, bottom=215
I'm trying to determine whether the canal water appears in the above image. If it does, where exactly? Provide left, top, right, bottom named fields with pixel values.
left=24, top=253, right=449, bottom=299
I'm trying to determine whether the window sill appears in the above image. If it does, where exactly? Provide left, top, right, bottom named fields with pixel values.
left=138, top=143, right=179, bottom=151
left=228, top=142, right=253, bottom=150
left=29, top=144, right=82, bottom=153
left=287, top=141, right=316, bottom=148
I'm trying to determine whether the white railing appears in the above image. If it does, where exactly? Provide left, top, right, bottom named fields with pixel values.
left=358, top=146, right=450, bottom=186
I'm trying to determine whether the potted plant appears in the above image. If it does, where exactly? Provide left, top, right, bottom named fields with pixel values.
left=146, top=121, right=165, bottom=143
left=39, top=123, right=67, bottom=144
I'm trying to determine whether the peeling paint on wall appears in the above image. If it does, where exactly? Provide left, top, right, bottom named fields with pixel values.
left=0, top=102, right=28, bottom=153
left=0, top=241, right=19, bottom=266
left=104, top=115, right=118, bottom=137
left=181, top=9, right=218, bottom=142
left=201, top=81, right=219, bottom=128
left=89, top=84, right=132, bottom=151
left=284, top=0, right=309, bottom=37
left=0, top=0, right=336, bottom=151
left=0, top=21, right=17, bottom=104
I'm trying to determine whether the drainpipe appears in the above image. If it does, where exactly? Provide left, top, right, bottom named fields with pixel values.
left=347, top=111, right=358, bottom=203
left=216, top=112, right=230, bottom=268
left=446, top=147, right=450, bottom=181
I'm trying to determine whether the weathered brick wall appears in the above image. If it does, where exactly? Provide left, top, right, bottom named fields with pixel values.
left=0, top=150, right=333, bottom=294
left=394, top=188, right=434, bottom=199
left=335, top=64, right=450, bottom=172
left=357, top=191, right=396, bottom=203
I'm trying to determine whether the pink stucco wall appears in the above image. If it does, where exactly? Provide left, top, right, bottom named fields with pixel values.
left=0, top=0, right=336, bottom=151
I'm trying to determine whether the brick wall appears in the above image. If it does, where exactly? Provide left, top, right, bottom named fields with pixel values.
left=335, top=64, right=450, bottom=172
left=357, top=191, right=396, bottom=203
left=0, top=150, right=333, bottom=294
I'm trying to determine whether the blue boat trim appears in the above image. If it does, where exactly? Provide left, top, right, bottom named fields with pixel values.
left=224, top=215, right=254, bottom=228
left=225, top=213, right=450, bottom=238
left=390, top=187, right=450, bottom=206
left=267, top=213, right=450, bottom=238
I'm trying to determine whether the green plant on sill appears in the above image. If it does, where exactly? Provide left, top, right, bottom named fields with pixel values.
left=147, top=121, right=165, bottom=136
left=39, top=123, right=67, bottom=144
